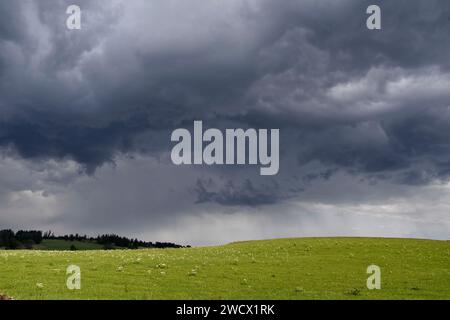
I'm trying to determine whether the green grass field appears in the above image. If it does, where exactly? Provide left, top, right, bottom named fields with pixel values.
left=0, top=237, right=449, bottom=300
left=34, top=239, right=105, bottom=251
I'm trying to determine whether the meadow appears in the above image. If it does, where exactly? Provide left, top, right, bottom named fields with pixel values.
left=34, top=239, right=105, bottom=251
left=0, top=237, right=449, bottom=300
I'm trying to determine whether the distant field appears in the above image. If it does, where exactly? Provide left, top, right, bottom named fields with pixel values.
left=0, top=237, right=449, bottom=300
left=35, top=239, right=105, bottom=251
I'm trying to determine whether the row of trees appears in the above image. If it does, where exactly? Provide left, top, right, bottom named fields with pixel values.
left=0, top=230, right=43, bottom=249
left=96, top=234, right=183, bottom=249
left=0, top=229, right=184, bottom=250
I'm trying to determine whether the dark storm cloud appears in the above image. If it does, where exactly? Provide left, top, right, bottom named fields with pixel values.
left=0, top=111, right=148, bottom=172
left=1, top=0, right=450, bottom=207
left=194, top=178, right=285, bottom=206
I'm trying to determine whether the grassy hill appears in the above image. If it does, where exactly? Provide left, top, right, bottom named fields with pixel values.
left=34, top=239, right=105, bottom=251
left=0, top=237, right=449, bottom=300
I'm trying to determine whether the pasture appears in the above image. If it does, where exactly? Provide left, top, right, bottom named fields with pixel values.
left=0, top=237, right=449, bottom=300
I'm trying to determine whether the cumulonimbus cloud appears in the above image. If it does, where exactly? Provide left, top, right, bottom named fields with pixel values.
left=0, top=0, right=449, bottom=243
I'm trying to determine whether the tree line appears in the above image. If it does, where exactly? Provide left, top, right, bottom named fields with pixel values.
left=0, top=229, right=185, bottom=250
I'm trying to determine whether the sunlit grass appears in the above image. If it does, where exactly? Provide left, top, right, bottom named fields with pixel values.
left=0, top=237, right=449, bottom=300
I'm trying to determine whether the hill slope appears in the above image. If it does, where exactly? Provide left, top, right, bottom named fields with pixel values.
left=34, top=239, right=105, bottom=251
left=0, top=237, right=449, bottom=300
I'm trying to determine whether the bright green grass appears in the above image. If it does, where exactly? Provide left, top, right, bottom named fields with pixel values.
left=0, top=237, right=449, bottom=300
left=35, top=239, right=105, bottom=251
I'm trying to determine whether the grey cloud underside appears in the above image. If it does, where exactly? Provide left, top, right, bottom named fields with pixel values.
left=1, top=0, right=450, bottom=209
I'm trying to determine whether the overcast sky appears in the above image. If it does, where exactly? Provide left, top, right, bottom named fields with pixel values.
left=0, top=0, right=449, bottom=245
